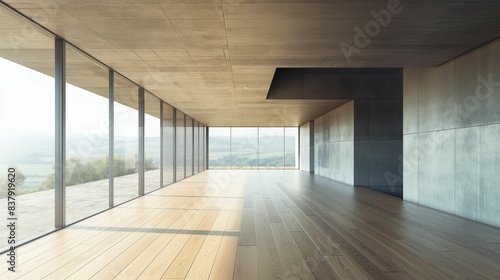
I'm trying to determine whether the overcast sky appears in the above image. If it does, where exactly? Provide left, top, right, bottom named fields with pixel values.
left=0, top=57, right=159, bottom=138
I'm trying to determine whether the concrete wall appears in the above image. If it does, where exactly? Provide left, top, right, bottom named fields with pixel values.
left=313, top=99, right=403, bottom=196
left=403, top=38, right=500, bottom=227
left=299, top=121, right=314, bottom=172
left=307, top=69, right=403, bottom=197
left=314, top=101, right=354, bottom=185
left=354, top=100, right=403, bottom=197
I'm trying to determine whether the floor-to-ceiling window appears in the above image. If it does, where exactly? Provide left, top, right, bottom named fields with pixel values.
left=113, top=74, right=139, bottom=205
left=0, top=5, right=56, bottom=241
left=285, top=127, right=299, bottom=169
left=185, top=116, right=193, bottom=177
left=194, top=121, right=199, bottom=174
left=162, top=103, right=175, bottom=186
left=208, top=127, right=299, bottom=170
left=208, top=127, right=231, bottom=169
left=202, top=125, right=207, bottom=170
left=66, top=45, right=110, bottom=224
left=259, top=127, right=285, bottom=169
left=144, top=92, right=161, bottom=193
left=231, top=127, right=258, bottom=169
left=65, top=45, right=109, bottom=223
left=0, top=3, right=207, bottom=250
left=176, top=111, right=185, bottom=180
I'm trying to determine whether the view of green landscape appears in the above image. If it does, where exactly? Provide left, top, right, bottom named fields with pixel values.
left=0, top=135, right=159, bottom=199
left=208, top=127, right=298, bottom=169
left=0, top=18, right=204, bottom=243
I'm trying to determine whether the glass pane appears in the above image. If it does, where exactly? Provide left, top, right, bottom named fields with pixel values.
left=114, top=74, right=139, bottom=205
left=144, top=92, right=161, bottom=193
left=176, top=111, right=185, bottom=180
left=162, top=103, right=174, bottom=186
left=208, top=127, right=230, bottom=169
left=200, top=124, right=206, bottom=172
left=259, top=127, right=285, bottom=169
left=204, top=126, right=208, bottom=170
left=201, top=126, right=206, bottom=170
left=186, top=116, right=193, bottom=177
left=66, top=45, right=109, bottom=224
left=285, top=127, right=299, bottom=169
left=231, top=127, right=258, bottom=169
left=0, top=5, right=55, bottom=242
left=199, top=125, right=204, bottom=172
left=193, top=121, right=199, bottom=174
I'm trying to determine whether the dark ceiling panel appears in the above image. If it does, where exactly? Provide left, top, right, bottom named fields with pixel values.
left=267, top=68, right=403, bottom=100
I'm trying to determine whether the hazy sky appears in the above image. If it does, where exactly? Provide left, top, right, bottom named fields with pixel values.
left=0, top=57, right=54, bottom=134
left=1, top=57, right=295, bottom=142
left=0, top=57, right=159, bottom=138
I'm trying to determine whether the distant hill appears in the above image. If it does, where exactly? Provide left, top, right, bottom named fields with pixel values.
left=208, top=135, right=297, bottom=167
left=209, top=136, right=297, bottom=153
left=0, top=132, right=159, bottom=164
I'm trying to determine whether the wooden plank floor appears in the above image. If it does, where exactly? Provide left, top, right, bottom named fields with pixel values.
left=2, top=170, right=500, bottom=279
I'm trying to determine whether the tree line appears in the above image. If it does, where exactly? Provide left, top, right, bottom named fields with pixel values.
left=0, top=155, right=156, bottom=198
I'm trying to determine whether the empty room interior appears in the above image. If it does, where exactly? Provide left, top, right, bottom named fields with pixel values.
left=1, top=0, right=500, bottom=279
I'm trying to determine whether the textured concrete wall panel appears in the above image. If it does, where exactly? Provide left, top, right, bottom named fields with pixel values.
left=314, top=102, right=355, bottom=185
left=369, top=100, right=403, bottom=139
left=403, top=134, right=419, bottom=202
left=354, top=140, right=370, bottom=187
left=369, top=140, right=403, bottom=188
left=455, top=127, right=480, bottom=221
left=480, top=124, right=500, bottom=227
left=403, top=68, right=419, bottom=134
left=403, top=37, right=500, bottom=228
left=455, top=49, right=481, bottom=128
left=354, top=100, right=370, bottom=139
left=417, top=130, right=455, bottom=213
left=480, top=39, right=500, bottom=125
left=418, top=63, right=456, bottom=132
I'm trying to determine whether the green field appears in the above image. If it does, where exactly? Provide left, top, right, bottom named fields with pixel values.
left=0, top=164, right=53, bottom=189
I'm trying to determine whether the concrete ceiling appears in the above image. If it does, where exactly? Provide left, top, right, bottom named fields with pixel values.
left=1, top=0, right=500, bottom=126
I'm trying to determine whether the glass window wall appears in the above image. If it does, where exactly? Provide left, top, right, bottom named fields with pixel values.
left=176, top=111, right=185, bottom=180
left=0, top=5, right=56, bottom=241
left=259, top=127, right=285, bottom=169
left=0, top=3, right=207, bottom=248
left=194, top=121, right=199, bottom=174
left=208, top=127, right=230, bottom=169
left=162, top=103, right=175, bottom=186
left=285, top=127, right=299, bottom=169
left=65, top=45, right=109, bottom=224
left=208, top=127, right=299, bottom=170
left=144, top=92, right=161, bottom=193
left=202, top=126, right=206, bottom=170
left=231, top=127, right=258, bottom=169
left=113, top=74, right=139, bottom=205
left=186, top=116, right=193, bottom=177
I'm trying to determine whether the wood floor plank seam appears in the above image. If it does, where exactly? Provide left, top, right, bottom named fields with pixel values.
left=277, top=184, right=390, bottom=279
left=290, top=186, right=458, bottom=278
left=253, top=194, right=286, bottom=279
left=60, top=205, right=187, bottom=280
left=111, top=209, right=194, bottom=279
left=5, top=203, right=168, bottom=279
left=123, top=210, right=202, bottom=279
left=185, top=209, right=233, bottom=279
left=137, top=209, right=214, bottom=279
left=208, top=216, right=239, bottom=280
left=2, top=205, right=156, bottom=268
left=90, top=208, right=192, bottom=279
left=161, top=207, right=220, bottom=278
